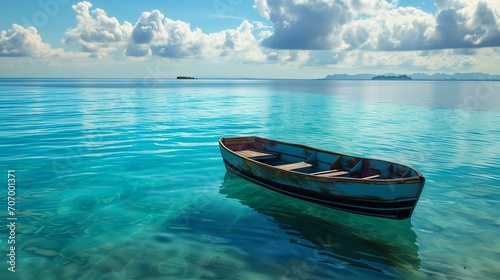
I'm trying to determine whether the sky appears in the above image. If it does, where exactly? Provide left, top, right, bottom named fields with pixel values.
left=0, top=0, right=499, bottom=78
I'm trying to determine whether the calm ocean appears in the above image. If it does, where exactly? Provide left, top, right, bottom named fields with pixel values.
left=0, top=78, right=499, bottom=279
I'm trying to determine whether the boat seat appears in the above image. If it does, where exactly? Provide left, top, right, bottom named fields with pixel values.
left=234, top=149, right=280, bottom=159
left=276, top=161, right=316, bottom=171
left=361, top=174, right=380, bottom=179
left=313, top=170, right=350, bottom=177
left=311, top=169, right=341, bottom=175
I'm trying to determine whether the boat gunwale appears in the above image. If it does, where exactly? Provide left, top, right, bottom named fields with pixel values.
left=219, top=136, right=426, bottom=184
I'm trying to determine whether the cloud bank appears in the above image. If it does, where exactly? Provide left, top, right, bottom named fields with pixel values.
left=60, top=1, right=268, bottom=62
left=257, top=0, right=500, bottom=50
left=125, top=11, right=268, bottom=62
left=61, top=0, right=499, bottom=59
left=0, top=0, right=499, bottom=75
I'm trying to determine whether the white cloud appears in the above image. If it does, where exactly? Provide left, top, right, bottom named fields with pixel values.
left=344, top=7, right=436, bottom=50
left=130, top=10, right=166, bottom=45
left=431, top=0, right=500, bottom=48
left=126, top=10, right=267, bottom=62
left=266, top=49, right=311, bottom=64
left=125, top=10, right=165, bottom=57
left=209, top=20, right=268, bottom=62
left=257, top=0, right=500, bottom=51
left=61, top=2, right=270, bottom=62
left=63, top=0, right=497, bottom=65
left=58, top=0, right=499, bottom=73
left=347, top=0, right=394, bottom=16
left=125, top=12, right=208, bottom=58
left=0, top=24, right=61, bottom=57
left=259, top=0, right=353, bottom=50
left=254, top=0, right=271, bottom=20
left=150, top=18, right=209, bottom=58
left=63, top=1, right=132, bottom=55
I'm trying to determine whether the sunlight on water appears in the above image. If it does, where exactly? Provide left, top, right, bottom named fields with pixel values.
left=0, top=79, right=499, bottom=279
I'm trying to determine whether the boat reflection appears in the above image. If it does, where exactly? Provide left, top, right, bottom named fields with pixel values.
left=220, top=173, right=420, bottom=273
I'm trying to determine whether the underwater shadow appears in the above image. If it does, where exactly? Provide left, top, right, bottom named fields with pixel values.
left=219, top=172, right=420, bottom=273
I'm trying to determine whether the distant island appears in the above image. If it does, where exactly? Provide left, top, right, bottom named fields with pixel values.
left=323, top=72, right=500, bottom=81
left=372, top=75, right=412, bottom=80
left=177, top=76, right=196, bottom=79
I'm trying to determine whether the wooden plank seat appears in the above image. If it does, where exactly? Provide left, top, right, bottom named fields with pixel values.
left=276, top=161, right=316, bottom=171
left=361, top=174, right=380, bottom=180
left=235, top=149, right=280, bottom=159
left=311, top=169, right=349, bottom=177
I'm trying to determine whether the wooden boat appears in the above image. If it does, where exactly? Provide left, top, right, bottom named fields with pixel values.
left=219, top=136, right=426, bottom=219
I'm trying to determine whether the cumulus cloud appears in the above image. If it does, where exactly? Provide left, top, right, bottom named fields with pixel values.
left=48, top=0, right=499, bottom=73
left=431, top=0, right=500, bottom=48
left=126, top=12, right=207, bottom=58
left=257, top=0, right=500, bottom=51
left=131, top=10, right=165, bottom=45
left=210, top=20, right=268, bottom=61
left=257, top=0, right=352, bottom=50
left=64, top=1, right=132, bottom=54
left=61, top=1, right=270, bottom=62
left=150, top=18, right=209, bottom=58
left=347, top=0, right=394, bottom=16
left=344, top=7, right=436, bottom=51
left=125, top=10, right=267, bottom=62
left=0, top=24, right=60, bottom=57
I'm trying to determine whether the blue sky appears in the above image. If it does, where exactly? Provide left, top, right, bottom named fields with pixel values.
left=0, top=0, right=499, bottom=78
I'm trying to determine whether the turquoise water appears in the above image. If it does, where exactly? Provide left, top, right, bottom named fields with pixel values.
left=0, top=79, right=499, bottom=279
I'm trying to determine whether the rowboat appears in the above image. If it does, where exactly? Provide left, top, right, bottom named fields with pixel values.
left=219, top=136, right=426, bottom=219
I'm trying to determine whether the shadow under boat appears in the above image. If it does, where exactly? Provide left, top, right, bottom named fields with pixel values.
left=219, top=172, right=420, bottom=273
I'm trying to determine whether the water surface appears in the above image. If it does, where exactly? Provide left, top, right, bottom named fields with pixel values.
left=1, top=79, right=499, bottom=279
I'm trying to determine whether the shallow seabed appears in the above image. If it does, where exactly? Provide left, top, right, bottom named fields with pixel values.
left=0, top=79, right=499, bottom=279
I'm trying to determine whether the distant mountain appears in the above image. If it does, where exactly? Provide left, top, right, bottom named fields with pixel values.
left=323, top=72, right=500, bottom=81
left=410, top=72, right=500, bottom=80
left=323, top=73, right=375, bottom=80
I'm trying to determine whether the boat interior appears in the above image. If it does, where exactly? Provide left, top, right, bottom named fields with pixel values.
left=223, top=137, right=419, bottom=180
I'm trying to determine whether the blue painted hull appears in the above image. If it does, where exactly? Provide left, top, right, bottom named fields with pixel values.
left=219, top=136, right=426, bottom=219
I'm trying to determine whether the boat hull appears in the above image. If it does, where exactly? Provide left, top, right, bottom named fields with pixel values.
left=219, top=136, right=425, bottom=220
